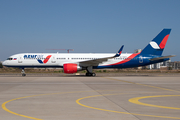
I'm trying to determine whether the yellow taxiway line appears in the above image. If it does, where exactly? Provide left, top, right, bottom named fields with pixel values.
left=129, top=95, right=180, bottom=110
left=2, top=91, right=95, bottom=120
left=2, top=77, right=180, bottom=119
left=76, top=94, right=180, bottom=119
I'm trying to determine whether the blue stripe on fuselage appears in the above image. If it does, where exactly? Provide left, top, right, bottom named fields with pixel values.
left=94, top=55, right=169, bottom=69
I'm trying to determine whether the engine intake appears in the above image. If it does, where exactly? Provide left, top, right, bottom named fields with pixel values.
left=63, top=63, right=82, bottom=74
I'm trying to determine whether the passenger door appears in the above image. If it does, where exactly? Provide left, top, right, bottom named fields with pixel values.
left=18, top=56, right=23, bottom=63
left=51, top=55, right=56, bottom=63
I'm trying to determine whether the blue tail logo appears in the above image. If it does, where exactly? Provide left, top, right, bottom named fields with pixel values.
left=140, top=29, right=171, bottom=56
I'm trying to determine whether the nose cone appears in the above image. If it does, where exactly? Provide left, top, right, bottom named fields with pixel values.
left=2, top=61, right=7, bottom=66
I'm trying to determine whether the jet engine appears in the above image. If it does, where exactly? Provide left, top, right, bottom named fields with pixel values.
left=63, top=63, right=82, bottom=74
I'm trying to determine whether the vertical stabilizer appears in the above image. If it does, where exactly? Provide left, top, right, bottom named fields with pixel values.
left=140, top=29, right=171, bottom=56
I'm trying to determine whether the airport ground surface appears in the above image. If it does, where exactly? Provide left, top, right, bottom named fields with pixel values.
left=0, top=74, right=180, bottom=120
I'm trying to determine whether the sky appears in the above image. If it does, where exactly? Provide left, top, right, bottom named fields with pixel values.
left=0, top=0, right=180, bottom=61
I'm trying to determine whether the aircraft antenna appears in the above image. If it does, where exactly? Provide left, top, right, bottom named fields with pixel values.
left=46, top=49, right=74, bottom=53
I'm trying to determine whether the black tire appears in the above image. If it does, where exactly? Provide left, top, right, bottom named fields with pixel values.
left=86, top=73, right=91, bottom=76
left=92, top=73, right=96, bottom=76
left=86, top=73, right=96, bottom=77
left=22, top=74, right=26, bottom=77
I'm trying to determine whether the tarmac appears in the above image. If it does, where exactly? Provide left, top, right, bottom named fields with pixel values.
left=0, top=74, right=180, bottom=120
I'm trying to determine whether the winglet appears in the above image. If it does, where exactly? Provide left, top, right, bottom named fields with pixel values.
left=114, top=45, right=124, bottom=57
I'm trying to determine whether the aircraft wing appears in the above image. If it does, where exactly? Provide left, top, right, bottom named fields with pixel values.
left=79, top=45, right=124, bottom=67
left=149, top=55, right=176, bottom=61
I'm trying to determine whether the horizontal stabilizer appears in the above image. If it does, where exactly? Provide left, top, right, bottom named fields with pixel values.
left=149, top=55, right=176, bottom=61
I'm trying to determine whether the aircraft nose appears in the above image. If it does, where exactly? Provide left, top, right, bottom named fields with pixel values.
left=2, top=61, right=8, bottom=66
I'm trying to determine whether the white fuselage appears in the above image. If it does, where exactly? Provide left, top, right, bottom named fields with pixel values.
left=3, top=53, right=133, bottom=68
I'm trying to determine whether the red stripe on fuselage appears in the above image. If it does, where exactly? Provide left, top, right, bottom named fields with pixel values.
left=43, top=55, right=52, bottom=63
left=107, top=53, right=140, bottom=66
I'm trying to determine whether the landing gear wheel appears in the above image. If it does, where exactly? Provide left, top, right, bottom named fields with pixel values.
left=92, top=73, right=96, bottom=76
left=22, top=73, right=26, bottom=77
left=86, top=73, right=90, bottom=76
left=86, top=73, right=96, bottom=77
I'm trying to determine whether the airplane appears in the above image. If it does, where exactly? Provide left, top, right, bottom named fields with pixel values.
left=2, top=29, right=175, bottom=76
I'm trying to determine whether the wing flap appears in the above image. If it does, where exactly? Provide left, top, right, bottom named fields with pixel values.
left=79, top=58, right=109, bottom=66
left=79, top=45, right=124, bottom=67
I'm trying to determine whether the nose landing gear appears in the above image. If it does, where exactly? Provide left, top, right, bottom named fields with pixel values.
left=21, top=68, right=26, bottom=76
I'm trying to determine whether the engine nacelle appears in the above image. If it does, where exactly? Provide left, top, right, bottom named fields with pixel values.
left=63, top=63, right=82, bottom=74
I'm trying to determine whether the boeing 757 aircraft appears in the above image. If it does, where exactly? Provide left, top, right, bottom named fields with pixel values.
left=3, top=29, right=175, bottom=76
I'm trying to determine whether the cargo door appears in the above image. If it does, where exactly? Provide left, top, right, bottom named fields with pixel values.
left=139, top=55, right=143, bottom=63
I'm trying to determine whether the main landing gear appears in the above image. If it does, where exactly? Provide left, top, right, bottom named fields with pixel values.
left=86, top=72, right=96, bottom=76
left=21, top=68, right=26, bottom=77
left=86, top=66, right=96, bottom=76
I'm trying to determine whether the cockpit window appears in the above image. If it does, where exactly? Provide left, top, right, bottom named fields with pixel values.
left=7, top=58, right=13, bottom=60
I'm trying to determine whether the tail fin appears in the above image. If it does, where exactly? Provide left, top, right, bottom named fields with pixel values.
left=140, top=29, right=171, bottom=56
